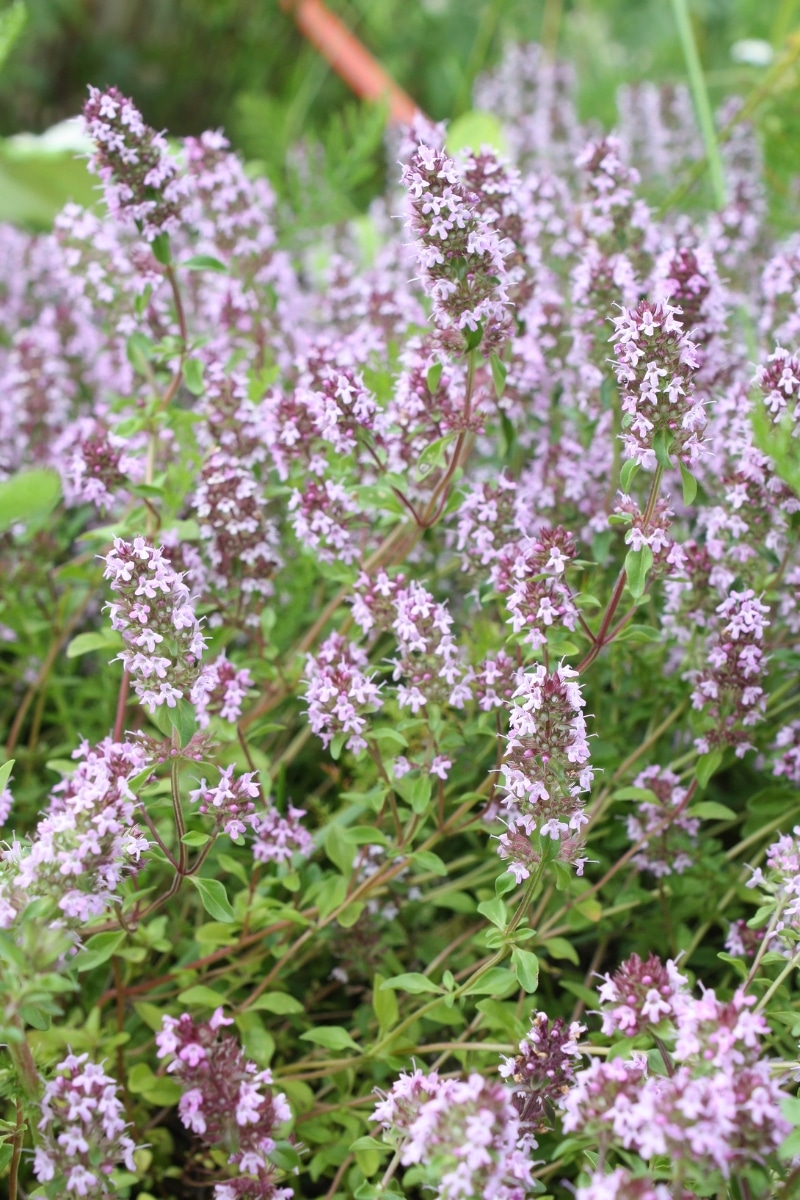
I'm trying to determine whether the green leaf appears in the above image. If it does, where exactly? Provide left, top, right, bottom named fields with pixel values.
left=299, top=1026, right=360, bottom=1052
left=543, top=936, right=579, bottom=964
left=652, top=428, right=673, bottom=469
left=689, top=800, right=736, bottom=820
left=680, top=461, right=698, bottom=505
left=325, top=824, right=356, bottom=875
left=71, top=931, right=126, bottom=972
left=150, top=698, right=197, bottom=748
left=463, top=322, right=484, bottom=353
left=624, top=545, right=654, bottom=601
left=619, top=458, right=639, bottom=493
left=128, top=1063, right=182, bottom=1105
left=511, top=947, right=540, bottom=993
left=250, top=992, right=304, bottom=1015
left=336, top=901, right=365, bottom=927
left=183, top=358, right=205, bottom=396
left=373, top=973, right=399, bottom=1031
left=133, top=1001, right=165, bottom=1032
left=19, top=1005, right=50, bottom=1030
left=381, top=972, right=442, bottom=995
left=446, top=110, right=508, bottom=156
left=177, top=984, right=227, bottom=1007
left=181, top=830, right=211, bottom=848
left=695, top=747, right=723, bottom=790
left=66, top=631, right=120, bottom=659
left=0, top=467, right=60, bottom=532
left=462, top=967, right=517, bottom=997
left=412, top=850, right=447, bottom=876
left=126, top=332, right=153, bottom=374
left=180, top=255, right=228, bottom=273
left=371, top=727, right=408, bottom=752
left=477, top=897, right=507, bottom=929
left=188, top=876, right=235, bottom=922
left=350, top=1136, right=388, bottom=1153
left=613, top=786, right=660, bottom=804
left=490, top=353, right=508, bottom=399
left=426, top=362, right=443, bottom=394
left=0, top=759, right=14, bottom=794
left=151, top=232, right=172, bottom=265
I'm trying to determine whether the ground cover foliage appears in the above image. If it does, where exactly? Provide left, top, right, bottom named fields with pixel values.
left=5, top=31, right=800, bottom=1200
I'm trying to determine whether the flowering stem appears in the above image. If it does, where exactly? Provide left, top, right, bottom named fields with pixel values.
left=419, top=350, right=477, bottom=529
left=670, top=0, right=727, bottom=209
left=8, top=1099, right=24, bottom=1200
left=113, top=669, right=131, bottom=742
left=7, top=1018, right=40, bottom=1099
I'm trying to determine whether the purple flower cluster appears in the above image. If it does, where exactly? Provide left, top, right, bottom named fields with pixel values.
left=372, top=1068, right=536, bottom=1200
left=401, top=143, right=513, bottom=353
left=561, top=960, right=791, bottom=1187
left=156, top=1008, right=293, bottom=1200
left=690, top=589, right=770, bottom=756
left=0, top=737, right=149, bottom=927
left=611, top=299, right=705, bottom=469
left=33, top=1052, right=138, bottom=1197
left=498, top=664, right=592, bottom=878
left=625, top=766, right=700, bottom=877
left=83, top=86, right=190, bottom=242
left=103, top=537, right=207, bottom=711
left=303, top=632, right=383, bottom=755
left=747, top=826, right=800, bottom=954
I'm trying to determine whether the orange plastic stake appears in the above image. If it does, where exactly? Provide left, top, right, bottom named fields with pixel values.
left=280, top=0, right=421, bottom=125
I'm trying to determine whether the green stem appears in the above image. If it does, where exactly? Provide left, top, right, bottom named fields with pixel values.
left=670, top=0, right=726, bottom=208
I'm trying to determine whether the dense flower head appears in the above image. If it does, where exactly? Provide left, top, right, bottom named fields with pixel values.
left=33, top=1052, right=138, bottom=1197
left=0, top=737, right=149, bottom=928
left=401, top=142, right=514, bottom=353
left=373, top=1068, right=536, bottom=1200
left=611, top=299, right=705, bottom=469
left=755, top=345, right=800, bottom=430
left=575, top=1167, right=683, bottom=1200
left=576, top=135, right=653, bottom=254
left=771, top=719, right=800, bottom=784
left=191, top=653, right=254, bottom=728
left=500, top=1012, right=585, bottom=1133
left=499, top=664, right=593, bottom=870
left=303, top=632, right=383, bottom=754
left=625, top=766, right=700, bottom=877
left=690, top=589, right=770, bottom=756
left=83, top=86, right=190, bottom=241
left=156, top=1008, right=292, bottom=1200
left=596, top=953, right=688, bottom=1036
left=496, top=528, right=579, bottom=649
left=103, top=536, right=208, bottom=711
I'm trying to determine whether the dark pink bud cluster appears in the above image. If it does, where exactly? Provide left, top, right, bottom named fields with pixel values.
left=33, top=1052, right=138, bottom=1197
left=156, top=1008, right=293, bottom=1200
left=596, top=952, right=688, bottom=1035
left=691, top=589, right=770, bottom=757
left=499, top=1012, right=585, bottom=1133
left=372, top=1068, right=536, bottom=1200
left=83, top=86, right=190, bottom=241
left=611, top=299, right=705, bottom=469
left=401, top=143, right=513, bottom=354
left=625, top=766, right=700, bottom=877
left=103, top=536, right=207, bottom=711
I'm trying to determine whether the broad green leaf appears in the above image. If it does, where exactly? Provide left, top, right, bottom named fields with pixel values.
left=695, top=748, right=723, bottom=790
left=0, top=759, right=14, bottom=794
left=381, top=972, right=441, bottom=995
left=652, top=428, right=673, bottom=468
left=181, top=255, right=228, bottom=273
left=66, top=631, right=120, bottom=659
left=689, top=800, right=736, bottom=820
left=373, top=973, right=399, bottom=1031
left=0, top=467, right=60, bottom=532
left=177, top=985, right=227, bottom=1007
left=180, top=830, right=211, bottom=848
left=490, top=353, right=507, bottom=399
left=477, top=897, right=507, bottom=929
left=462, top=967, right=517, bottom=997
left=412, top=850, right=447, bottom=876
left=183, top=358, right=205, bottom=395
left=71, top=931, right=126, bottom=972
left=446, top=110, right=508, bottom=156
left=624, top=545, right=654, bottom=601
left=188, top=876, right=235, bottom=922
left=680, top=461, right=698, bottom=505
left=299, top=1026, right=361, bottom=1052
left=426, top=362, right=443, bottom=393
left=619, top=458, right=639, bottom=493
left=250, top=992, right=304, bottom=1015
left=0, top=1, right=26, bottom=74
left=511, top=947, right=540, bottom=993
left=542, top=936, right=579, bottom=965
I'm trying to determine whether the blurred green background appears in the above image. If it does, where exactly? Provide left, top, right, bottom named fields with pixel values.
left=0, top=0, right=799, bottom=228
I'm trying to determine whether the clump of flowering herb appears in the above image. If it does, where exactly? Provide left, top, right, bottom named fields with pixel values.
left=33, top=1052, right=138, bottom=1197
left=373, top=1068, right=536, bottom=1200
left=156, top=1008, right=293, bottom=1199
left=103, top=536, right=207, bottom=711
left=596, top=952, right=687, bottom=1035
left=83, top=86, right=190, bottom=242
left=303, top=631, right=383, bottom=755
